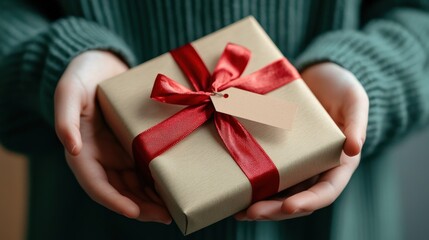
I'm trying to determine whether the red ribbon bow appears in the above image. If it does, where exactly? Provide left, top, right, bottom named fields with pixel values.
left=133, top=43, right=300, bottom=202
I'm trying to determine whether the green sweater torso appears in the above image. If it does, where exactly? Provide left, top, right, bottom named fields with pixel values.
left=1, top=0, right=429, bottom=239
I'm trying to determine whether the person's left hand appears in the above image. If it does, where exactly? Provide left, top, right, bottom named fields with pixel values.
left=54, top=50, right=172, bottom=224
left=235, top=62, right=369, bottom=221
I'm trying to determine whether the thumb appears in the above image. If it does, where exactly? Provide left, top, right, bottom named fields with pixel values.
left=342, top=90, right=369, bottom=157
left=54, top=78, right=83, bottom=156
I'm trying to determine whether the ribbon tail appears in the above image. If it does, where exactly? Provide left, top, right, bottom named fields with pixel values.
left=133, top=104, right=214, bottom=184
left=214, top=112, right=280, bottom=202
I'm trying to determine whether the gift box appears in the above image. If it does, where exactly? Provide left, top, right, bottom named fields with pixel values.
left=97, top=16, right=345, bottom=234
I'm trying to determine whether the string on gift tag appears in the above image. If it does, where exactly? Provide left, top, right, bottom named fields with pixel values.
left=211, top=92, right=229, bottom=98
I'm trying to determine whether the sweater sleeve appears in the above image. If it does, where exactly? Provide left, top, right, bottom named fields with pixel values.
left=0, top=1, right=137, bottom=154
left=295, top=1, right=429, bottom=159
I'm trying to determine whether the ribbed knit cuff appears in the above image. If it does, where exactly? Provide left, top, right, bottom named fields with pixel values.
left=39, top=17, right=137, bottom=126
left=297, top=31, right=390, bottom=156
left=296, top=31, right=378, bottom=158
left=295, top=30, right=375, bottom=88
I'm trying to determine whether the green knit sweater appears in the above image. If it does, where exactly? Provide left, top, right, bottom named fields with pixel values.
left=1, top=0, right=429, bottom=240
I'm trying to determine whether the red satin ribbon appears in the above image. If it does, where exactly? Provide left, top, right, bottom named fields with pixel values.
left=133, top=43, right=300, bottom=202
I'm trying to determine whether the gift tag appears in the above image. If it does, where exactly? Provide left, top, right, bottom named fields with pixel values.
left=210, top=87, right=297, bottom=130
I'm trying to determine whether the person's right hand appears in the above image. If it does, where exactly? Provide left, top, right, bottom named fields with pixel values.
left=235, top=62, right=368, bottom=221
left=54, top=50, right=172, bottom=224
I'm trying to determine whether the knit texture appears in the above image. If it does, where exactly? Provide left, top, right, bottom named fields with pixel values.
left=1, top=0, right=428, bottom=239
left=0, top=0, right=136, bottom=153
left=296, top=6, right=429, bottom=158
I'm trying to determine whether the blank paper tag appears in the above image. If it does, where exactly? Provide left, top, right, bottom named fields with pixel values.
left=210, top=87, right=297, bottom=130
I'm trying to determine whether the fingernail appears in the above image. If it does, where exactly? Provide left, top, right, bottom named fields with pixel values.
left=136, top=217, right=171, bottom=225
left=122, top=211, right=137, bottom=219
left=286, top=211, right=313, bottom=219
left=151, top=216, right=172, bottom=225
left=254, top=216, right=269, bottom=221
left=71, top=144, right=77, bottom=155
left=162, top=219, right=172, bottom=225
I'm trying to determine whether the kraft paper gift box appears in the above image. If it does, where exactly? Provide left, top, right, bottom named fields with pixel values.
left=97, top=16, right=345, bottom=234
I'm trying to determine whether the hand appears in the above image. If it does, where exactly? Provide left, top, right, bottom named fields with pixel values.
left=235, top=62, right=369, bottom=221
left=54, top=50, right=172, bottom=224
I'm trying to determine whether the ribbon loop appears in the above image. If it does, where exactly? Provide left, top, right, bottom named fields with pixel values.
left=221, top=58, right=300, bottom=94
left=211, top=43, right=251, bottom=91
left=170, top=44, right=211, bottom=91
left=151, top=74, right=210, bottom=105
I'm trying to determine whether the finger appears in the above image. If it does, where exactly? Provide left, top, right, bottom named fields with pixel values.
left=66, top=152, right=140, bottom=219
left=120, top=171, right=150, bottom=202
left=235, top=177, right=319, bottom=221
left=271, top=176, right=319, bottom=200
left=121, top=171, right=167, bottom=207
left=131, top=195, right=172, bottom=224
left=92, top=129, right=134, bottom=169
left=110, top=171, right=172, bottom=224
left=281, top=154, right=359, bottom=214
left=235, top=200, right=313, bottom=221
left=54, top=79, right=83, bottom=156
left=77, top=106, right=134, bottom=170
left=144, top=186, right=166, bottom=205
left=235, top=201, right=281, bottom=220
left=342, top=89, right=369, bottom=156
